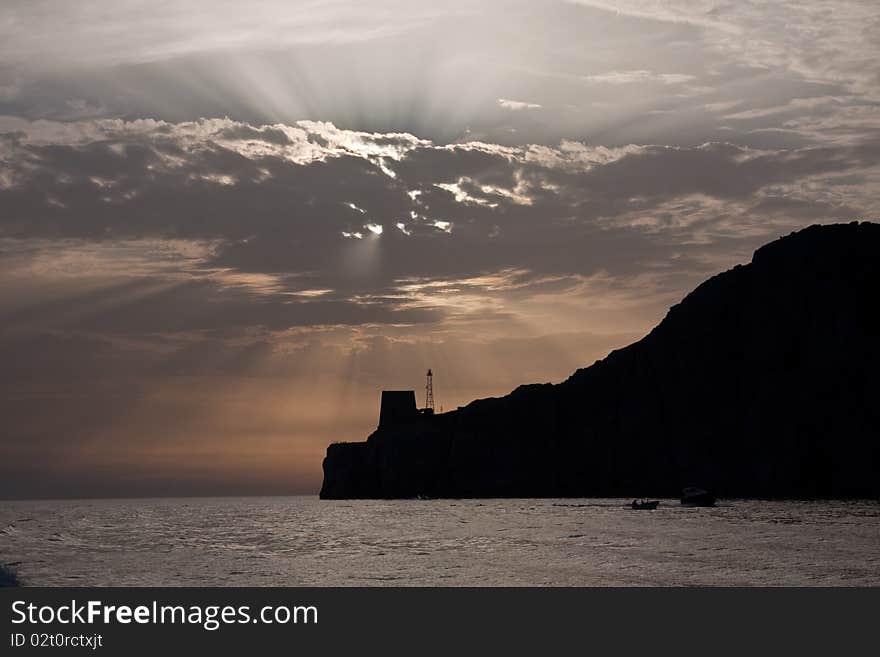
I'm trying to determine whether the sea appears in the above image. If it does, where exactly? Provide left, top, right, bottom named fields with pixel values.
left=1, top=497, right=878, bottom=586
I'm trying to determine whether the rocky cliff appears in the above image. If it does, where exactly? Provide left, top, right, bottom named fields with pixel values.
left=321, top=222, right=880, bottom=499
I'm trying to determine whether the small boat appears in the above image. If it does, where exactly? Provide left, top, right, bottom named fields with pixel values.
left=680, top=487, right=716, bottom=507
left=631, top=499, right=659, bottom=510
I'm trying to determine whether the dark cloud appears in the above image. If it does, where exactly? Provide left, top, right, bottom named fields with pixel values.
left=0, top=118, right=876, bottom=348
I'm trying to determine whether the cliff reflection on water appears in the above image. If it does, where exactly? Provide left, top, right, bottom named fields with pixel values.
left=1, top=497, right=878, bottom=586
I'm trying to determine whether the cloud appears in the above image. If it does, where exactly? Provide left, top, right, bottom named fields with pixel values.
left=584, top=70, right=696, bottom=85
left=2, top=1, right=876, bottom=150
left=569, top=0, right=880, bottom=96
left=0, top=1, right=455, bottom=70
left=1, top=116, right=876, bottom=335
left=0, top=84, right=20, bottom=102
left=2, top=115, right=876, bottom=230
left=497, top=98, right=542, bottom=110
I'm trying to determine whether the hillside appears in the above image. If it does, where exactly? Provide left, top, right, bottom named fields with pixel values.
left=321, top=222, right=880, bottom=499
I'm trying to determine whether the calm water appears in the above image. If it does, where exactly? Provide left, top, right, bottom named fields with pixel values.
left=1, top=497, right=878, bottom=586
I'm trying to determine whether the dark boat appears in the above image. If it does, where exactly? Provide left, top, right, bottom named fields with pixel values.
left=631, top=499, right=659, bottom=510
left=680, top=487, right=716, bottom=507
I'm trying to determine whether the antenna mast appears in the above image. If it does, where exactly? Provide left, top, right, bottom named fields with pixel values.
left=425, top=369, right=435, bottom=412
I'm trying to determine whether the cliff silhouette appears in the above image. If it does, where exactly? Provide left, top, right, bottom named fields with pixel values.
left=321, top=222, right=880, bottom=499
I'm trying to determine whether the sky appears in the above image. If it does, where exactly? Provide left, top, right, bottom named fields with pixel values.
left=1, top=0, right=878, bottom=498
